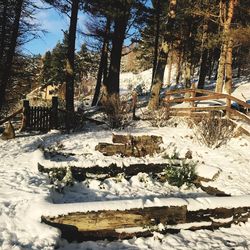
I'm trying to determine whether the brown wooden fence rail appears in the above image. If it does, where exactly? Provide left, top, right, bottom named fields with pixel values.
left=164, top=86, right=250, bottom=128
left=22, top=96, right=58, bottom=131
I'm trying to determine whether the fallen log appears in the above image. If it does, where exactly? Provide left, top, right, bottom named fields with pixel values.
left=38, top=162, right=172, bottom=182
left=42, top=196, right=250, bottom=242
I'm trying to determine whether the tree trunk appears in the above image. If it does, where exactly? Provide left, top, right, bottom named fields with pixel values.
left=148, top=47, right=168, bottom=110
left=0, top=0, right=8, bottom=63
left=197, top=21, right=209, bottom=90
left=225, top=36, right=233, bottom=94
left=92, top=18, right=110, bottom=106
left=148, top=0, right=177, bottom=110
left=65, top=0, right=79, bottom=131
left=105, top=14, right=129, bottom=96
left=166, top=49, right=173, bottom=86
left=151, top=0, right=161, bottom=86
left=215, top=0, right=236, bottom=93
left=175, top=48, right=183, bottom=85
left=0, top=0, right=24, bottom=112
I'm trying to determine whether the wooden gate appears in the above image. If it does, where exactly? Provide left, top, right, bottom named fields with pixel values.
left=22, top=97, right=58, bottom=131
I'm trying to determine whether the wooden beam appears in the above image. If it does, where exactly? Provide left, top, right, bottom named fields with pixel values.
left=168, top=106, right=227, bottom=112
left=0, top=108, right=22, bottom=125
left=227, top=108, right=250, bottom=124
left=164, top=94, right=225, bottom=104
left=42, top=199, right=250, bottom=242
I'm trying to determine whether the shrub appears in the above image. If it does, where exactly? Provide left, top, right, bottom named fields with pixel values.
left=165, top=160, right=197, bottom=188
left=144, top=107, right=170, bottom=127
left=193, top=111, right=235, bottom=148
left=103, top=94, right=132, bottom=129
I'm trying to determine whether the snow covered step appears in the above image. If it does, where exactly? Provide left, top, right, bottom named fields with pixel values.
left=41, top=195, right=250, bottom=242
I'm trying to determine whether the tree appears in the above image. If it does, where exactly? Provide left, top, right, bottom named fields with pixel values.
left=65, top=0, right=80, bottom=131
left=148, top=0, right=177, bottom=110
left=215, top=0, right=237, bottom=93
left=0, top=0, right=24, bottom=112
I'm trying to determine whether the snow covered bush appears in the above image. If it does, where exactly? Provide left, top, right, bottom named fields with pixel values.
left=165, top=160, right=197, bottom=188
left=194, top=111, right=235, bottom=148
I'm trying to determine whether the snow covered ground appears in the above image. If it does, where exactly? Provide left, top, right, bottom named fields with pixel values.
left=1, top=70, right=250, bottom=249
left=0, top=119, right=250, bottom=249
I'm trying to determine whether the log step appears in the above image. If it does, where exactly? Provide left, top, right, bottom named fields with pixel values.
left=42, top=196, right=250, bottom=242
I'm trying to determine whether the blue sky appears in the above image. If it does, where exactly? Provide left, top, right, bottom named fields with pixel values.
left=23, top=1, right=86, bottom=55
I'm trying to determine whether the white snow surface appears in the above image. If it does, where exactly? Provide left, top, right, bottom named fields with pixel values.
left=0, top=122, right=250, bottom=249
left=1, top=72, right=250, bottom=249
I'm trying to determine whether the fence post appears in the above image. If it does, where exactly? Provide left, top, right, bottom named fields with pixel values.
left=226, top=96, right=231, bottom=118
left=51, top=96, right=58, bottom=129
left=21, top=100, right=30, bottom=131
left=132, top=91, right=137, bottom=120
left=190, top=83, right=196, bottom=108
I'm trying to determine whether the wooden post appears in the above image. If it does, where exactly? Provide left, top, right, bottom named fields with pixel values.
left=226, top=96, right=231, bottom=118
left=165, top=92, right=171, bottom=116
left=21, top=100, right=30, bottom=130
left=132, top=91, right=137, bottom=120
left=51, top=96, right=58, bottom=129
left=190, top=83, right=196, bottom=108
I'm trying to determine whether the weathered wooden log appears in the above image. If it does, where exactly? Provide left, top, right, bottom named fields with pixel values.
left=38, top=162, right=171, bottom=182
left=42, top=198, right=250, bottom=242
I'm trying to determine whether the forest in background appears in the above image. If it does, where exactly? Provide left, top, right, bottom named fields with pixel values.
left=0, top=0, right=250, bottom=129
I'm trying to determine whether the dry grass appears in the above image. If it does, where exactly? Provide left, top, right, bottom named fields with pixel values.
left=192, top=111, right=236, bottom=148
left=103, top=94, right=133, bottom=129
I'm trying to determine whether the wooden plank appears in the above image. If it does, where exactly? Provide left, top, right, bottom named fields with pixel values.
left=227, top=108, right=250, bottom=124
left=168, top=106, right=227, bottom=112
left=0, top=108, right=22, bottom=125
left=164, top=94, right=225, bottom=104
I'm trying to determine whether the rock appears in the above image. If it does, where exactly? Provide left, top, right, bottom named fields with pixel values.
left=96, top=134, right=163, bottom=157
left=1, top=121, right=15, bottom=140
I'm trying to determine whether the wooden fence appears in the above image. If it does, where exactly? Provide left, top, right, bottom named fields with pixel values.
left=164, top=86, right=250, bottom=126
left=22, top=97, right=58, bottom=131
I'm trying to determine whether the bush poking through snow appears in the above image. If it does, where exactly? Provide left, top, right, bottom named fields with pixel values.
left=144, top=107, right=170, bottom=127
left=165, top=160, right=197, bottom=188
left=193, top=111, right=235, bottom=148
left=103, top=94, right=132, bottom=129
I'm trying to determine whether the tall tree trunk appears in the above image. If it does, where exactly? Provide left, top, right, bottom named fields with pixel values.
left=175, top=48, right=183, bottom=85
left=166, top=49, right=173, bottom=86
left=197, top=20, right=209, bottom=90
left=215, top=0, right=236, bottom=93
left=148, top=47, right=168, bottom=110
left=0, top=0, right=24, bottom=112
left=65, top=0, right=79, bottom=131
left=225, top=36, right=233, bottom=94
left=92, top=18, right=111, bottom=106
left=151, top=0, right=161, bottom=86
left=148, top=0, right=177, bottom=110
left=0, top=0, right=8, bottom=63
left=184, top=61, right=192, bottom=88
left=105, top=14, right=129, bottom=96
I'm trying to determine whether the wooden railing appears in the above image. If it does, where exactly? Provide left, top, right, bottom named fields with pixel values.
left=164, top=87, right=250, bottom=125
